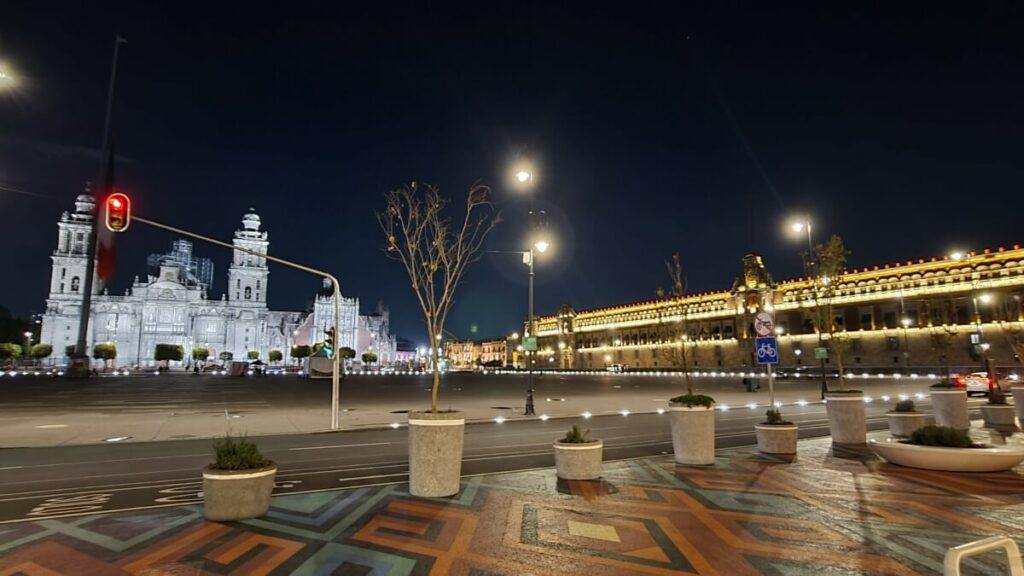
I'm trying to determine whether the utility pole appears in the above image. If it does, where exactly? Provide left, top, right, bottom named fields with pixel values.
left=70, top=35, right=126, bottom=377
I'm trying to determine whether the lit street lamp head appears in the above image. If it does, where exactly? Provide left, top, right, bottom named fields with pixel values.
left=515, top=170, right=532, bottom=183
left=950, top=251, right=964, bottom=261
left=790, top=221, right=805, bottom=233
left=534, top=240, right=550, bottom=253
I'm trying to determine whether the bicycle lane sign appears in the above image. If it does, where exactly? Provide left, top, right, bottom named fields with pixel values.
left=755, top=337, right=779, bottom=365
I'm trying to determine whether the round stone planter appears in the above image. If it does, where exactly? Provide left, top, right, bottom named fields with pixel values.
left=754, top=424, right=797, bottom=454
left=553, top=440, right=603, bottom=480
left=887, top=412, right=926, bottom=438
left=1012, top=386, right=1024, bottom=422
left=930, top=388, right=969, bottom=430
left=869, top=438, right=1024, bottom=472
left=980, top=404, right=1019, bottom=433
left=202, top=464, right=277, bottom=521
left=825, top=392, right=866, bottom=445
left=408, top=410, right=465, bottom=497
left=668, top=403, right=715, bottom=465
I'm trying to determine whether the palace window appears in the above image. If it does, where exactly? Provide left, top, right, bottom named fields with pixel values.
left=70, top=276, right=80, bottom=292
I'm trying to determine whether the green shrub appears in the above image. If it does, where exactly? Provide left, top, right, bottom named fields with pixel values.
left=669, top=393, right=715, bottom=408
left=211, top=435, right=271, bottom=470
left=291, top=345, right=311, bottom=359
left=268, top=350, right=283, bottom=363
left=65, top=345, right=76, bottom=357
left=0, top=343, right=22, bottom=360
left=247, top=350, right=259, bottom=361
left=30, top=344, right=53, bottom=359
left=893, top=399, right=915, bottom=412
left=154, top=344, right=183, bottom=362
left=908, top=425, right=974, bottom=448
left=191, top=348, right=210, bottom=361
left=93, top=343, right=117, bottom=360
left=561, top=424, right=591, bottom=443
left=219, top=351, right=234, bottom=361
left=763, top=408, right=792, bottom=425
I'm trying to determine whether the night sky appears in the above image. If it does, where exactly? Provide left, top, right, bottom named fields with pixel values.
left=2, top=3, right=1022, bottom=346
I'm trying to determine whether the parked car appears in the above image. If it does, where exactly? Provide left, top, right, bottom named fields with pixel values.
left=606, top=363, right=626, bottom=373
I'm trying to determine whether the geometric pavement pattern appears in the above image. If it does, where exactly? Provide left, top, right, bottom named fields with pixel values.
left=1, top=433, right=1022, bottom=575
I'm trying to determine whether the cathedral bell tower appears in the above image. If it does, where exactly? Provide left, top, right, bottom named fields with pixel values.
left=227, top=209, right=269, bottom=306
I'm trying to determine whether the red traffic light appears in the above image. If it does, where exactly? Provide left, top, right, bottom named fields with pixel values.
left=105, top=192, right=131, bottom=232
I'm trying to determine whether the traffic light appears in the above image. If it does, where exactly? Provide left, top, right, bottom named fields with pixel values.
left=105, top=192, right=131, bottom=232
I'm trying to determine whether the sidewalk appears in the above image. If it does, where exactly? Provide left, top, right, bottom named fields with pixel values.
left=1, top=431, right=1021, bottom=575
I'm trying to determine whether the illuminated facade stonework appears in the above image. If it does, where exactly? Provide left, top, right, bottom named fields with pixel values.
left=40, top=194, right=395, bottom=367
left=533, top=246, right=1024, bottom=371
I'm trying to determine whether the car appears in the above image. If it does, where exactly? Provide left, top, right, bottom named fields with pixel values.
left=951, top=371, right=1012, bottom=395
left=606, top=363, right=626, bottom=373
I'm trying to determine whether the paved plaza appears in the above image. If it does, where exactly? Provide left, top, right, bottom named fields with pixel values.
left=1, top=431, right=1021, bottom=575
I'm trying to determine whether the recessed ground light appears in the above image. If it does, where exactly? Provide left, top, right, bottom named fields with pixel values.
left=656, top=408, right=665, bottom=414
left=390, top=422, right=401, bottom=429
left=539, top=414, right=550, bottom=421
left=104, top=436, right=131, bottom=442
left=620, top=409, right=630, bottom=416
left=493, top=416, right=506, bottom=424
left=796, top=399, right=808, bottom=406
left=719, top=404, right=730, bottom=411
left=546, top=397, right=565, bottom=402
left=35, top=424, right=68, bottom=429
left=581, top=411, right=592, bottom=419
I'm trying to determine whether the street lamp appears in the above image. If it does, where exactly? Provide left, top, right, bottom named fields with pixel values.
left=786, top=214, right=827, bottom=398
left=23, top=331, right=32, bottom=367
left=515, top=169, right=532, bottom=184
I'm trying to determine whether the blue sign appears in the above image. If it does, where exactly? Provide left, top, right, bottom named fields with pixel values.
left=755, top=337, right=779, bottom=365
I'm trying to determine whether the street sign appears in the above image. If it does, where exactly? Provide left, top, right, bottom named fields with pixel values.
left=814, top=346, right=829, bottom=360
left=753, top=311, right=775, bottom=337
left=755, top=336, right=779, bottom=365
left=523, top=336, right=538, bottom=352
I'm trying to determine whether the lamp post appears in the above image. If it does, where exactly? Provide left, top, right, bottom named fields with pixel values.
left=23, top=331, right=32, bottom=367
left=789, top=217, right=828, bottom=398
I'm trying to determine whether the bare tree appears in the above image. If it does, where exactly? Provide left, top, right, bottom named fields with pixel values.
left=812, top=235, right=850, bottom=389
left=378, top=182, right=500, bottom=412
left=656, top=253, right=695, bottom=394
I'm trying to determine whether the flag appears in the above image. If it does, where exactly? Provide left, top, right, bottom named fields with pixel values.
left=95, top=144, right=117, bottom=285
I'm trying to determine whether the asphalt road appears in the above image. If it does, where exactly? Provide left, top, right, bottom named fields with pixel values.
left=0, top=371, right=953, bottom=446
left=0, top=397, right=986, bottom=524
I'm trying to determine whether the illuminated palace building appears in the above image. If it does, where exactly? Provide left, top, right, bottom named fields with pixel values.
left=531, top=246, right=1024, bottom=372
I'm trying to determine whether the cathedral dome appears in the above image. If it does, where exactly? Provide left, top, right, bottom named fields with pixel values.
left=241, top=209, right=261, bottom=231
left=75, top=194, right=96, bottom=214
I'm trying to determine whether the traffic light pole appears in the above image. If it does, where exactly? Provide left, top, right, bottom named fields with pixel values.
left=132, top=215, right=345, bottom=430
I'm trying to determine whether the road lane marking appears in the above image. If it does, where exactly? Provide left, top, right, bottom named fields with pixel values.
left=287, top=442, right=391, bottom=451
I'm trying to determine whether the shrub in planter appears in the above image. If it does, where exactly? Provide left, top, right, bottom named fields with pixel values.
left=669, top=393, right=716, bottom=465
left=553, top=425, right=603, bottom=480
left=755, top=409, right=797, bottom=454
left=202, top=435, right=277, bottom=521
left=887, top=399, right=926, bottom=438
left=907, top=425, right=977, bottom=448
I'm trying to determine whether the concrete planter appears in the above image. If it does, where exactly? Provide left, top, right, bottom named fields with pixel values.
left=887, top=412, right=926, bottom=438
left=553, top=440, right=603, bottom=480
left=202, top=464, right=277, bottom=521
left=754, top=424, right=797, bottom=454
left=930, top=388, right=969, bottom=430
left=408, top=410, right=465, bottom=497
left=870, top=438, right=1024, bottom=472
left=980, top=404, right=1018, bottom=433
left=668, top=403, right=715, bottom=465
left=825, top=392, right=866, bottom=445
left=1012, top=386, right=1024, bottom=422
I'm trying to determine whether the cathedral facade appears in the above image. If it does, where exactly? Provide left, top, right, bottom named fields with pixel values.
left=39, top=194, right=394, bottom=367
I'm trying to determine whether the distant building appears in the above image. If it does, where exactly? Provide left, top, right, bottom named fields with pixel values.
left=444, top=339, right=480, bottom=370
left=40, top=192, right=397, bottom=368
left=394, top=337, right=418, bottom=365
left=479, top=339, right=508, bottom=366
left=532, top=247, right=1024, bottom=371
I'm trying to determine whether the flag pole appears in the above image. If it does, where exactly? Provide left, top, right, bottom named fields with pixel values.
left=71, top=34, right=126, bottom=376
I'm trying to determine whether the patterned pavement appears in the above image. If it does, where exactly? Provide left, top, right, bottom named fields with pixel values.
left=1, top=434, right=1022, bottom=575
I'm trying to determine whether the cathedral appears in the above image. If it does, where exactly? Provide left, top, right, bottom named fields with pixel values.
left=40, top=194, right=396, bottom=368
